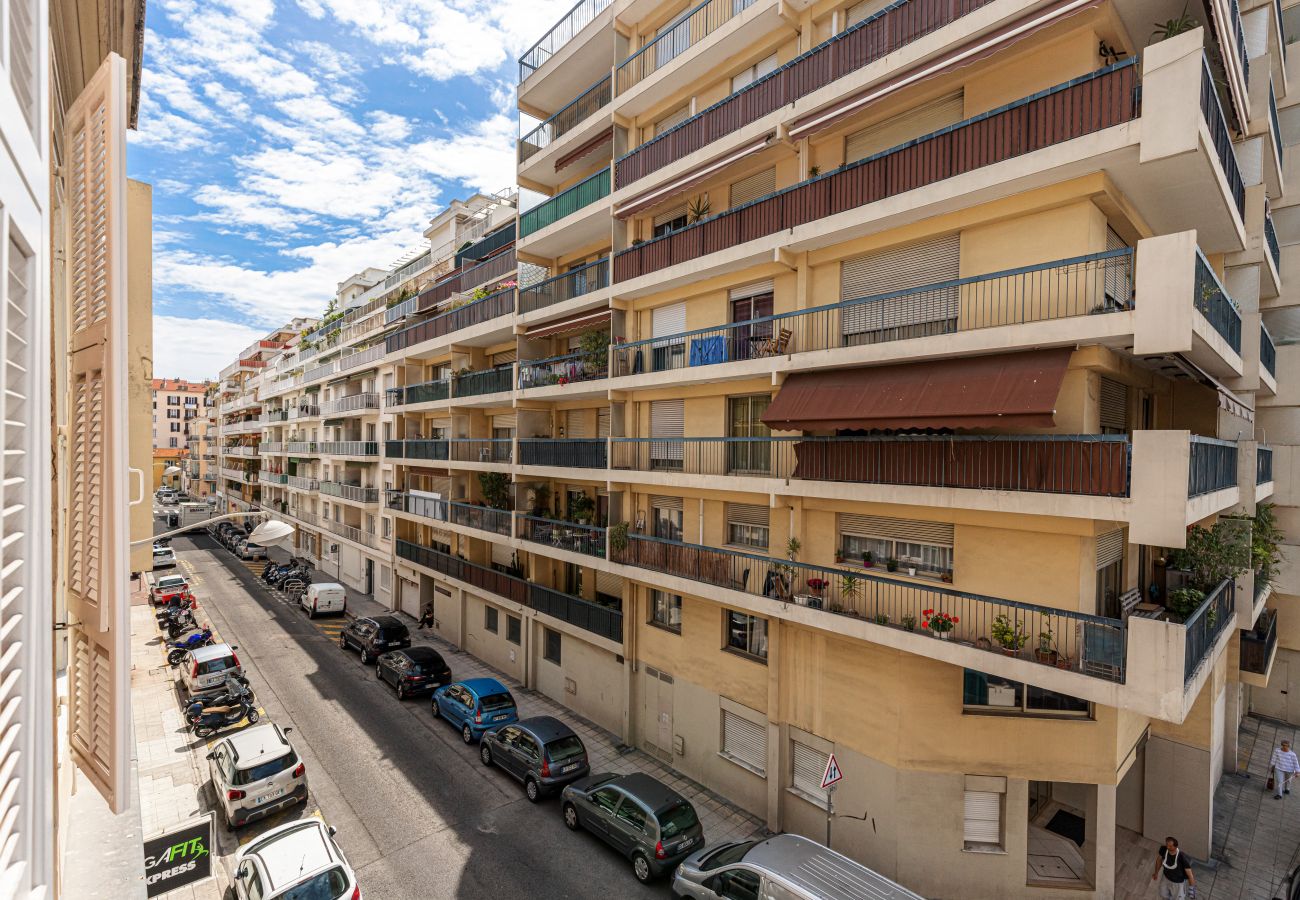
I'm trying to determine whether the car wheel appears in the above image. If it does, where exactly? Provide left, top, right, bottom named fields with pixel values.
left=461, top=723, right=473, bottom=744
left=360, top=648, right=371, bottom=664
left=524, top=777, right=540, bottom=803
left=222, top=805, right=237, bottom=832
left=246, top=708, right=260, bottom=724
left=338, top=634, right=348, bottom=650
left=307, top=608, right=316, bottom=619
left=480, top=744, right=492, bottom=767
left=632, top=853, right=653, bottom=884
left=563, top=802, right=580, bottom=831
left=375, top=664, right=383, bottom=680
left=430, top=699, right=441, bottom=718
left=396, top=683, right=407, bottom=701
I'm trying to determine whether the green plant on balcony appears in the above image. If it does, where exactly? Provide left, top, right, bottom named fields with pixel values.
left=578, top=328, right=611, bottom=374
left=1168, top=519, right=1251, bottom=593
left=478, top=472, right=511, bottom=511
left=568, top=492, right=595, bottom=525
left=838, top=573, right=860, bottom=612
left=609, top=521, right=629, bottom=554
left=1036, top=622, right=1058, bottom=665
left=1150, top=3, right=1198, bottom=42
left=901, top=614, right=917, bottom=632
left=991, top=614, right=1028, bottom=655
left=1168, top=587, right=1206, bottom=622
left=530, top=484, right=551, bottom=516
left=687, top=194, right=711, bottom=223
left=1250, top=502, right=1283, bottom=588
left=885, top=557, right=899, bottom=572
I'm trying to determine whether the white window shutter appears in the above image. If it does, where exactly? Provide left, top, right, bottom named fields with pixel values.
left=792, top=740, right=829, bottom=795
left=64, top=53, right=131, bottom=815
left=963, top=791, right=1002, bottom=845
left=721, top=708, right=766, bottom=773
left=845, top=93, right=964, bottom=164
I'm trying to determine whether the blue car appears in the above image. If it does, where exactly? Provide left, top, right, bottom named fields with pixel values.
left=431, top=678, right=519, bottom=744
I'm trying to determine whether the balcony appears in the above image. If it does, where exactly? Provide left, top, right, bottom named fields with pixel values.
left=453, top=367, right=513, bottom=400
left=286, top=475, right=319, bottom=491
left=1184, top=579, right=1235, bottom=684
left=519, top=514, right=606, bottom=558
left=321, top=393, right=380, bottom=415
left=518, top=257, right=610, bottom=318
left=518, top=352, right=607, bottom=394
left=264, top=410, right=289, bottom=423
left=1187, top=436, right=1238, bottom=498
left=518, top=169, right=611, bottom=251
left=614, top=0, right=768, bottom=101
left=391, top=493, right=513, bottom=537
left=261, top=472, right=288, bottom=485
left=386, top=379, right=450, bottom=407
left=411, top=251, right=517, bottom=319
left=320, top=481, right=380, bottom=504
left=385, top=440, right=449, bottom=462
left=259, top=442, right=284, bottom=454
left=518, top=0, right=615, bottom=116
left=385, top=288, right=515, bottom=357
left=518, top=438, right=607, bottom=469
left=519, top=77, right=612, bottom=187
left=1262, top=325, right=1277, bottom=380
left=1258, top=445, right=1274, bottom=485
left=1240, top=608, right=1279, bottom=684
left=317, top=441, right=379, bottom=457
left=385, top=296, right=419, bottom=324
left=1193, top=250, right=1242, bottom=357
left=288, top=404, right=320, bottom=420
left=336, top=344, right=385, bottom=373
left=285, top=442, right=318, bottom=455
left=396, top=540, right=623, bottom=643
left=302, top=360, right=337, bottom=385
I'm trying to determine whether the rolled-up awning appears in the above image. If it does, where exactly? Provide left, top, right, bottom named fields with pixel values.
left=526, top=309, right=611, bottom=339
left=761, top=348, right=1073, bottom=432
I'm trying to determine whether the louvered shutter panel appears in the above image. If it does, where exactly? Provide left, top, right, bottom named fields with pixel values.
left=650, top=495, right=684, bottom=511
left=963, top=791, right=1002, bottom=845
left=730, top=281, right=774, bottom=301
left=792, top=741, right=829, bottom=795
left=65, top=54, right=131, bottom=814
left=1099, top=377, right=1128, bottom=431
left=846, top=93, right=963, bottom=163
left=838, top=514, right=954, bottom=546
left=491, top=349, right=517, bottom=366
left=726, top=503, right=768, bottom=527
left=597, top=408, right=611, bottom=437
left=1103, top=228, right=1132, bottom=309
left=840, top=234, right=960, bottom=340
left=491, top=542, right=513, bottom=567
left=565, top=409, right=591, bottom=438
left=1244, top=8, right=1269, bottom=57
left=654, top=106, right=691, bottom=137
left=650, top=400, right=684, bottom=462
left=653, top=207, right=687, bottom=229
left=721, top=710, right=767, bottom=773
left=596, top=570, right=623, bottom=596
left=1096, top=530, right=1126, bottom=569
left=846, top=0, right=892, bottom=26
left=729, top=168, right=776, bottom=208
left=492, top=414, right=517, bottom=430
left=8, top=0, right=38, bottom=133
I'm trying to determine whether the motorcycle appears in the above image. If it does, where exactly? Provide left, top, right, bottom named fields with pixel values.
left=166, top=628, right=214, bottom=667
left=188, top=699, right=259, bottom=738
left=162, top=611, right=198, bottom=640
left=270, top=567, right=309, bottom=589
left=184, top=677, right=256, bottom=723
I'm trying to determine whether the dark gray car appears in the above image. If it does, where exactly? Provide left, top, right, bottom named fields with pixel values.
left=560, top=772, right=704, bottom=883
left=479, top=715, right=589, bottom=802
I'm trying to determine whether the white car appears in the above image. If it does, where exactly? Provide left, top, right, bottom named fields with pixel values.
left=232, top=819, right=359, bottom=900
left=152, top=546, right=177, bottom=570
left=206, top=723, right=308, bottom=830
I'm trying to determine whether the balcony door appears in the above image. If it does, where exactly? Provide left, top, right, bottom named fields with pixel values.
left=729, top=281, right=773, bottom=360
left=728, top=395, right=771, bottom=475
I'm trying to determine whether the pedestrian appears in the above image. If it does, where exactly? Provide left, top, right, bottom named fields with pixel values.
left=417, top=603, right=435, bottom=630
left=1151, top=837, right=1195, bottom=899
left=1270, top=739, right=1300, bottom=798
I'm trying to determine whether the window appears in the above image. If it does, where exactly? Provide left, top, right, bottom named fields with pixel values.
left=963, top=789, right=1003, bottom=850
left=381, top=517, right=391, bottom=539
left=484, top=606, right=499, bottom=633
left=715, top=869, right=761, bottom=900
left=731, top=53, right=777, bottom=92
left=962, top=670, right=1090, bottom=716
left=184, top=396, right=197, bottom=405
left=170, top=422, right=181, bottom=433
left=720, top=707, right=766, bottom=774
left=168, top=438, right=178, bottom=448
left=507, top=615, right=521, bottom=645
left=615, top=801, right=648, bottom=831
left=725, top=503, right=768, bottom=550
left=791, top=739, right=829, bottom=799
left=652, top=497, right=683, bottom=541
left=653, top=105, right=690, bottom=137
left=650, top=590, right=682, bottom=632
left=167, top=395, right=180, bottom=405
left=649, top=400, right=685, bottom=467
left=845, top=0, right=892, bottom=26
left=838, top=514, right=953, bottom=577
left=591, top=787, right=621, bottom=814
left=725, top=611, right=767, bottom=660
left=166, top=409, right=180, bottom=419
left=543, top=627, right=561, bottom=665
left=840, top=234, right=960, bottom=344
left=727, top=395, right=771, bottom=472
left=652, top=207, right=689, bottom=239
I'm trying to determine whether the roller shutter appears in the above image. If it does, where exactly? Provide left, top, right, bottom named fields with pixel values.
left=652, top=302, right=686, bottom=336
left=845, top=93, right=963, bottom=163
left=653, top=205, right=687, bottom=228
left=491, top=542, right=514, bottom=567
left=846, top=0, right=893, bottom=26
left=492, top=414, right=517, bottom=431
left=565, top=409, right=591, bottom=438
left=596, top=570, right=623, bottom=597
left=838, top=514, right=954, bottom=546
left=729, top=168, right=776, bottom=208
left=1104, top=228, right=1133, bottom=309
left=1099, top=377, right=1128, bottom=432
left=650, top=495, right=684, bottom=511
left=491, top=349, right=517, bottom=366
left=840, top=234, right=960, bottom=341
left=792, top=740, right=830, bottom=796
left=721, top=709, right=767, bottom=773
left=1096, top=530, right=1126, bottom=569
left=726, top=503, right=768, bottom=527
left=964, top=792, right=1002, bottom=845
left=597, top=408, right=611, bottom=437
left=650, top=400, right=684, bottom=462
left=729, top=280, right=774, bottom=301
left=653, top=106, right=690, bottom=137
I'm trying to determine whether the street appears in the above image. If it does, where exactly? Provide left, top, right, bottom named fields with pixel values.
left=169, top=531, right=674, bottom=900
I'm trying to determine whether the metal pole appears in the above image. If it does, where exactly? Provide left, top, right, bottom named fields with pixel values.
left=826, top=786, right=835, bottom=849
left=129, top=511, right=272, bottom=546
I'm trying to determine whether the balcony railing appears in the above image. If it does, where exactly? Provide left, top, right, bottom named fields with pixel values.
left=449, top=438, right=513, bottom=464
left=519, top=352, right=608, bottom=389
left=1229, top=0, right=1250, bottom=87
left=1266, top=214, right=1281, bottom=273
left=396, top=540, right=622, bottom=643
left=518, top=0, right=613, bottom=81
left=318, top=441, right=379, bottom=457
left=286, top=475, right=319, bottom=491
left=616, top=0, right=999, bottom=186
left=1270, top=82, right=1284, bottom=166
left=289, top=404, right=320, bottom=419
left=1258, top=445, right=1273, bottom=484
left=1184, top=578, right=1234, bottom=683
left=615, top=60, right=1141, bottom=282
left=520, top=169, right=610, bottom=238
left=391, top=493, right=512, bottom=536
left=519, top=438, right=607, bottom=469
left=413, top=251, right=517, bottom=317
left=1187, top=436, right=1238, bottom=497
left=610, top=434, right=1132, bottom=497
left=614, top=249, right=1133, bottom=375
left=261, top=472, right=288, bottom=485
left=303, top=360, right=337, bottom=384
left=454, top=367, right=513, bottom=398
left=385, top=439, right=449, bottom=461
left=613, top=533, right=1126, bottom=682
left=265, top=410, right=289, bottom=422
left=385, top=296, right=419, bottom=324
left=337, top=344, right=385, bottom=373
left=519, top=257, right=610, bottom=314
left=321, top=393, right=380, bottom=415
left=386, top=288, right=515, bottom=355
left=616, top=0, right=756, bottom=94
left=519, top=77, right=612, bottom=164
left=1193, top=250, right=1242, bottom=354
left=320, top=482, right=380, bottom=504
left=1241, top=609, right=1278, bottom=675
left=1262, top=325, right=1277, bottom=377
left=285, top=442, right=318, bottom=455
left=259, top=442, right=284, bottom=454
left=1201, top=58, right=1246, bottom=218
left=518, top=514, right=606, bottom=558
left=386, top=379, right=450, bottom=407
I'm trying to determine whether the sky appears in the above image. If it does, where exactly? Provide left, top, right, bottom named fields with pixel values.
left=133, top=0, right=571, bottom=381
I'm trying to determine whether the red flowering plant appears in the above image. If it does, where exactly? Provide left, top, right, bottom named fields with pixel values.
left=921, top=609, right=958, bottom=633
left=806, top=577, right=828, bottom=595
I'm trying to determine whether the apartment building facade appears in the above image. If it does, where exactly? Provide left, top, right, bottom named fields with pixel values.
left=151, top=377, right=212, bottom=450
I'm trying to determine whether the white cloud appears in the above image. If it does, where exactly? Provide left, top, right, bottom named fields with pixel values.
left=153, top=315, right=269, bottom=381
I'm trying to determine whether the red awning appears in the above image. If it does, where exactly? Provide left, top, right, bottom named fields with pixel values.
left=525, top=309, right=612, bottom=339
left=761, top=348, right=1073, bottom=431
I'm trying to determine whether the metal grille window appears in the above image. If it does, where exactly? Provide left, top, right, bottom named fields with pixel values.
left=721, top=708, right=767, bottom=773
left=791, top=740, right=829, bottom=797
left=507, top=614, right=521, bottom=644
left=840, top=234, right=960, bottom=344
left=544, top=628, right=562, bottom=664
left=650, top=589, right=682, bottom=631
left=725, top=610, right=768, bottom=660
left=963, top=790, right=1003, bottom=848
left=485, top=606, right=499, bottom=633
left=726, top=503, right=769, bottom=549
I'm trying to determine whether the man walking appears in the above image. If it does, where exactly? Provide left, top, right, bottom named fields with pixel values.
left=1152, top=837, right=1195, bottom=899
left=1271, top=739, right=1300, bottom=798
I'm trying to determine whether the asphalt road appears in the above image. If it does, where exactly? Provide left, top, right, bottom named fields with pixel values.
left=172, top=532, right=670, bottom=900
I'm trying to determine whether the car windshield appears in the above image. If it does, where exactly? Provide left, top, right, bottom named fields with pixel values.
left=277, top=867, right=348, bottom=900
left=377, top=625, right=408, bottom=640
left=656, top=800, right=699, bottom=838
left=233, top=751, right=297, bottom=786
left=700, top=841, right=759, bottom=871
left=408, top=657, right=439, bottom=675
left=545, top=735, right=585, bottom=763
left=478, top=692, right=514, bottom=711
left=198, top=657, right=235, bottom=675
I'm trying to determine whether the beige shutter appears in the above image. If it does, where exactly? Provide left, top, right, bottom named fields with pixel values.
left=1096, top=529, right=1126, bottom=569
left=650, top=495, right=684, bottom=511
left=491, top=349, right=517, bottom=366
left=963, top=791, right=1002, bottom=845
left=650, top=400, right=684, bottom=462
left=729, top=168, right=776, bottom=208
left=792, top=740, right=829, bottom=795
left=721, top=708, right=767, bottom=773
left=838, top=514, right=954, bottom=546
left=845, top=93, right=964, bottom=163
left=596, top=570, right=623, bottom=596
left=653, top=206, right=687, bottom=229
left=491, top=542, right=513, bottom=567
left=492, top=414, right=517, bottom=431
left=8, top=0, right=38, bottom=132
left=1099, top=377, right=1128, bottom=431
left=565, top=409, right=591, bottom=438
left=726, top=503, right=769, bottom=527
left=652, top=302, right=686, bottom=338
left=65, top=54, right=132, bottom=814
left=729, top=281, right=774, bottom=301
left=840, top=234, right=960, bottom=338
left=846, top=0, right=892, bottom=26
left=597, top=408, right=611, bottom=438
left=653, top=105, right=690, bottom=137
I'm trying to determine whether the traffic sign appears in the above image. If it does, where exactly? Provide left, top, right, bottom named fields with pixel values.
left=820, top=752, right=843, bottom=790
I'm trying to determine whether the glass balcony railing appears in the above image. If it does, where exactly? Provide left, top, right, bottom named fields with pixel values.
left=519, top=77, right=611, bottom=164
left=615, top=0, right=757, bottom=95
left=519, top=169, right=610, bottom=238
left=1192, top=250, right=1241, bottom=354
left=384, top=440, right=448, bottom=461
left=1262, top=325, right=1277, bottom=377
left=518, top=0, right=613, bottom=82
left=1258, top=445, right=1274, bottom=484
left=519, top=257, right=609, bottom=314
left=1187, top=436, right=1237, bottom=497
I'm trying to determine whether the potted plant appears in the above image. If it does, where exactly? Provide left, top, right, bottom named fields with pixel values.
left=687, top=194, right=711, bottom=223
left=906, top=564, right=917, bottom=577
left=478, top=471, right=511, bottom=511
left=1035, top=623, right=1058, bottom=665
left=839, top=573, right=860, bottom=613
left=862, top=551, right=874, bottom=569
left=1167, top=587, right=1206, bottom=622
left=991, top=613, right=1028, bottom=656
left=609, top=521, right=629, bottom=555
left=901, top=614, right=917, bottom=632
left=885, top=557, right=899, bottom=573
left=941, top=570, right=953, bottom=584
left=806, top=577, right=828, bottom=598
left=922, top=609, right=957, bottom=639
left=569, top=492, right=595, bottom=524
left=873, top=613, right=890, bottom=626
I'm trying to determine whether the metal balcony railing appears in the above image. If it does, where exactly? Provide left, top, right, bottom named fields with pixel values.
left=518, top=439, right=607, bottom=469
left=614, top=249, right=1133, bottom=375
left=518, top=0, right=613, bottom=81
left=519, top=514, right=606, bottom=558
left=265, top=410, right=289, bottom=422
left=616, top=0, right=757, bottom=94
left=519, top=257, right=609, bottom=314
left=386, top=380, right=450, bottom=407
left=289, top=404, right=320, bottom=419
left=1241, top=608, right=1278, bottom=675
left=285, top=442, right=318, bottom=455
left=286, top=475, right=319, bottom=491
left=385, top=440, right=449, bottom=461
left=519, top=77, right=612, bottom=164
left=318, top=441, right=379, bottom=456
left=519, top=352, right=608, bottom=389
left=1192, top=250, right=1242, bottom=354
left=1270, top=82, right=1284, bottom=166
left=448, top=438, right=513, bottom=464
left=1187, top=436, right=1238, bottom=497
left=1258, top=445, right=1274, bottom=484
left=337, top=344, right=385, bottom=373
left=615, top=60, right=1142, bottom=281
left=321, top=393, right=380, bottom=415
left=454, top=367, right=513, bottom=398
left=1201, top=57, right=1246, bottom=218
left=613, top=533, right=1126, bottom=681
left=1262, top=325, right=1277, bottom=377
left=261, top=472, right=288, bottom=485
left=259, top=442, right=284, bottom=453
left=1229, top=0, right=1250, bottom=87
left=1184, top=579, right=1234, bottom=683
left=519, top=169, right=610, bottom=238
left=385, top=296, right=419, bottom=324
left=1266, top=214, right=1281, bottom=274
left=303, top=360, right=337, bottom=384
left=406, top=251, right=517, bottom=319
left=386, top=288, right=515, bottom=355
left=320, top=482, right=380, bottom=504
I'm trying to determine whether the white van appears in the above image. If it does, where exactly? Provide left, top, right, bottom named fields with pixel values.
left=302, top=583, right=346, bottom=618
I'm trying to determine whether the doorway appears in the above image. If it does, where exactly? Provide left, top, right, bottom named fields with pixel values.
left=641, top=665, right=674, bottom=762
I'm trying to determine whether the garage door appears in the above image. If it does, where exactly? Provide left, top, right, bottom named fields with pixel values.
left=399, top=577, right=422, bottom=618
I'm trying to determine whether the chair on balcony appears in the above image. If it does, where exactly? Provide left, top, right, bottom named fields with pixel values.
left=757, top=328, right=792, bottom=357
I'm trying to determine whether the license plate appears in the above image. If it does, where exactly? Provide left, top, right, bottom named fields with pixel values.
left=255, top=788, right=285, bottom=805
left=562, top=763, right=579, bottom=773
left=678, top=837, right=695, bottom=851
left=493, top=714, right=509, bottom=721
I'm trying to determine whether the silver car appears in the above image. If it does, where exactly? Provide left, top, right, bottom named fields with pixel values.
left=233, top=818, right=359, bottom=899
left=180, top=643, right=243, bottom=696
left=207, top=723, right=307, bottom=829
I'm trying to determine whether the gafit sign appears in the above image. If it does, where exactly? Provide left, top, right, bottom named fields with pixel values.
left=142, top=815, right=213, bottom=897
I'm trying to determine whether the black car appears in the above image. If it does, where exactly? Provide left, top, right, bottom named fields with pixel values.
left=479, top=715, right=590, bottom=802
left=338, top=615, right=410, bottom=663
left=375, top=646, right=451, bottom=699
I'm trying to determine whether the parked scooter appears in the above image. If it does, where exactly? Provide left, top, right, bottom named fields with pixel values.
left=162, top=609, right=198, bottom=640
left=166, top=628, right=214, bottom=667
left=270, top=566, right=310, bottom=589
left=184, top=676, right=256, bottom=723
left=188, top=699, right=259, bottom=738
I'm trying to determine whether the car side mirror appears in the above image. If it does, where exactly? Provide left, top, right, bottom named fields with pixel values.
left=327, top=825, right=337, bottom=837
left=205, top=752, right=216, bottom=760
left=230, top=645, right=238, bottom=651
left=283, top=726, right=293, bottom=734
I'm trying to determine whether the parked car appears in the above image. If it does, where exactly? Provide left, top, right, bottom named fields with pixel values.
left=152, top=546, right=177, bottom=570
left=157, top=490, right=177, bottom=505
left=179, top=643, right=243, bottom=697
left=239, top=541, right=268, bottom=561
left=479, top=715, right=590, bottom=802
left=338, top=615, right=410, bottom=664
left=206, top=723, right=307, bottom=830
left=231, top=819, right=359, bottom=900
left=375, top=646, right=451, bottom=699
left=431, top=678, right=518, bottom=744
left=672, top=833, right=925, bottom=900
left=560, top=772, right=704, bottom=883
left=302, top=582, right=346, bottom=618
left=149, top=574, right=189, bottom=602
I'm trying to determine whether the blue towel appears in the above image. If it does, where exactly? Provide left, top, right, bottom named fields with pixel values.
left=690, top=334, right=728, bottom=366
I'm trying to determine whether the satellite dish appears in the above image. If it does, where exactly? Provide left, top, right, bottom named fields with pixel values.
left=164, top=465, right=182, bottom=475
left=249, top=519, right=295, bottom=548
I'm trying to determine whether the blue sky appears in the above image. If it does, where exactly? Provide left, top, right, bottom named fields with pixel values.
left=132, top=0, right=569, bottom=380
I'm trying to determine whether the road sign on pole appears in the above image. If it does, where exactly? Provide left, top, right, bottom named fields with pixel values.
left=821, top=753, right=843, bottom=790
left=822, top=753, right=843, bottom=848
